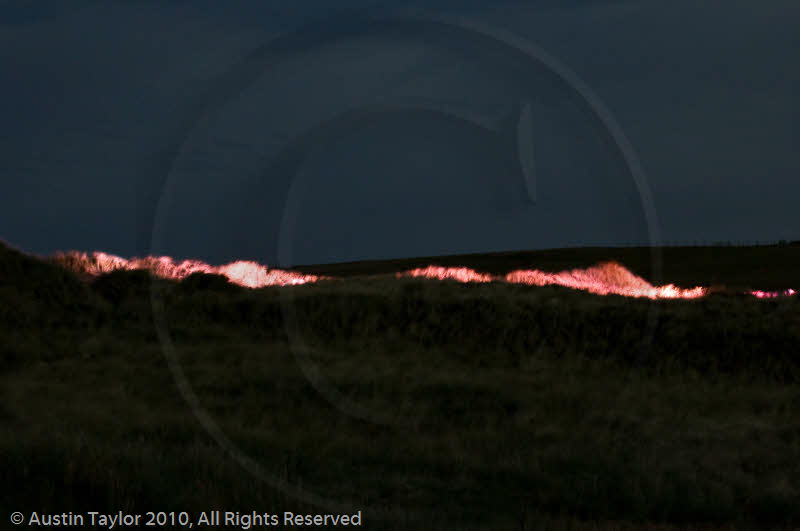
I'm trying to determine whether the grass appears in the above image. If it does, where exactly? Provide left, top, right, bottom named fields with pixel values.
left=290, top=244, right=800, bottom=292
left=0, top=242, right=798, bottom=529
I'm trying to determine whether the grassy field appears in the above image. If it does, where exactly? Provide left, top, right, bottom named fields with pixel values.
left=1, top=242, right=798, bottom=529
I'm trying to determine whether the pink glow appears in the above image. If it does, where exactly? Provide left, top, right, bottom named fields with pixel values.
left=400, top=265, right=495, bottom=283
left=398, top=261, right=708, bottom=299
left=51, top=250, right=794, bottom=300
left=54, top=251, right=321, bottom=288
left=503, top=262, right=708, bottom=299
left=750, top=289, right=797, bottom=299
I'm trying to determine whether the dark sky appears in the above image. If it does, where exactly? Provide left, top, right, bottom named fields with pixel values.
left=1, top=0, right=798, bottom=266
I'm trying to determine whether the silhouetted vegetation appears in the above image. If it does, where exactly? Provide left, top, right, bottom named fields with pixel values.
left=291, top=244, right=800, bottom=292
left=1, top=241, right=798, bottom=529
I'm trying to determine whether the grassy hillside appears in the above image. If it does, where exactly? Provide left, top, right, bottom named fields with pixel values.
left=1, top=242, right=798, bottom=529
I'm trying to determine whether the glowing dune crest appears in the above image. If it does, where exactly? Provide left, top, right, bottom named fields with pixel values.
left=398, top=262, right=707, bottom=299
left=54, top=251, right=320, bottom=287
left=52, top=250, right=794, bottom=299
left=400, top=265, right=495, bottom=283
left=751, top=289, right=796, bottom=299
left=505, top=262, right=708, bottom=299
left=217, top=261, right=320, bottom=288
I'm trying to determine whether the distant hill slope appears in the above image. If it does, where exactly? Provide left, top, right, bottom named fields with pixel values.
left=0, top=239, right=798, bottom=380
left=2, top=240, right=798, bottom=292
left=290, top=245, right=800, bottom=291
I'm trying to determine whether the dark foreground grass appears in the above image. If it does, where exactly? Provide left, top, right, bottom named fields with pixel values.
left=1, top=243, right=798, bottom=529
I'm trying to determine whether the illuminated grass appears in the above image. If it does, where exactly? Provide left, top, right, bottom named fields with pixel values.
left=0, top=242, right=798, bottom=528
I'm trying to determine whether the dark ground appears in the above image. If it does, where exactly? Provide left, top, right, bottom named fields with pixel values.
left=0, top=241, right=798, bottom=530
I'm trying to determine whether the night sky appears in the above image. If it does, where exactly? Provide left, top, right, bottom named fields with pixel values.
left=2, top=1, right=798, bottom=266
